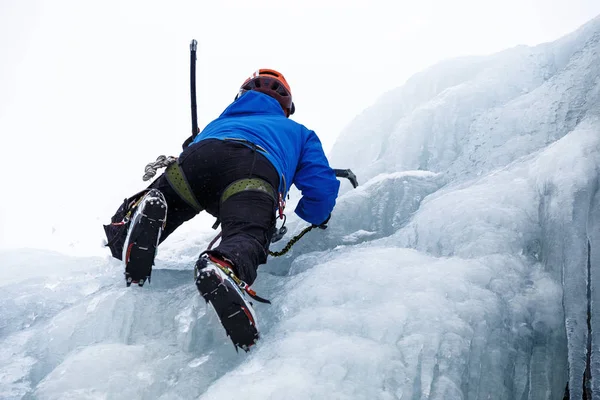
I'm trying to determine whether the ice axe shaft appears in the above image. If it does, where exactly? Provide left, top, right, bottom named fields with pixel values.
left=190, top=39, right=198, bottom=137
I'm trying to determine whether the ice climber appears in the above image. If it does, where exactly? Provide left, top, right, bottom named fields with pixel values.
left=103, top=69, right=340, bottom=351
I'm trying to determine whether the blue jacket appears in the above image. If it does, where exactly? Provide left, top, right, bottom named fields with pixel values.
left=189, top=91, right=339, bottom=225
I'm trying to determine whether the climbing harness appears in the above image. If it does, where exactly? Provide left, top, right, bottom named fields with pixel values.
left=142, top=155, right=278, bottom=217
left=140, top=155, right=358, bottom=259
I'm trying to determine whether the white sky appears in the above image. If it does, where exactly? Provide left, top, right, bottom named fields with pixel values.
left=1, top=0, right=599, bottom=254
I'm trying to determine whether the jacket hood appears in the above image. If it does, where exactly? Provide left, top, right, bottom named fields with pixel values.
left=220, top=91, right=286, bottom=118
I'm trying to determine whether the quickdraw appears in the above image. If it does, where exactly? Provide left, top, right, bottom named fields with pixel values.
left=142, top=155, right=178, bottom=182
left=278, top=193, right=285, bottom=219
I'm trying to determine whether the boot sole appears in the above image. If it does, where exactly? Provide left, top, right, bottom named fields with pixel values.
left=124, top=191, right=166, bottom=286
left=196, top=265, right=259, bottom=351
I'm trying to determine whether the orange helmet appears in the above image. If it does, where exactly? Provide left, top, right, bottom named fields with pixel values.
left=238, top=69, right=295, bottom=117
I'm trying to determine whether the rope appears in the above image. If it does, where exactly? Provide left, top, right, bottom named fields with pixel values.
left=143, top=155, right=178, bottom=181
left=268, top=225, right=315, bottom=257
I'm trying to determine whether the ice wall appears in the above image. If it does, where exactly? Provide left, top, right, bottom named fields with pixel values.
left=1, top=15, right=600, bottom=400
left=329, top=17, right=600, bottom=187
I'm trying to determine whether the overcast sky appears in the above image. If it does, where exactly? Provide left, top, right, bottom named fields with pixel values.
left=1, top=0, right=599, bottom=254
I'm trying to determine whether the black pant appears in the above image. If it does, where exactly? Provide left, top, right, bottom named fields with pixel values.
left=149, top=139, right=279, bottom=285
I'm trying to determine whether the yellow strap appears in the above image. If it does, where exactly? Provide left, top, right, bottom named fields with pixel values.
left=221, top=178, right=275, bottom=204
left=165, top=163, right=203, bottom=212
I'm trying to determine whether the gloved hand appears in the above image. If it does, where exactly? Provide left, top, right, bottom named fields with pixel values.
left=181, top=127, right=201, bottom=149
left=312, top=214, right=331, bottom=230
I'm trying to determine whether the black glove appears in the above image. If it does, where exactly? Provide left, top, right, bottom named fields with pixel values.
left=182, top=135, right=194, bottom=149
left=312, top=214, right=331, bottom=230
left=182, top=128, right=201, bottom=149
